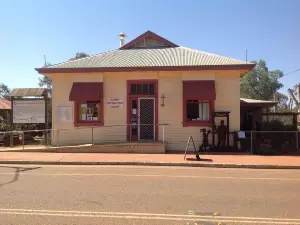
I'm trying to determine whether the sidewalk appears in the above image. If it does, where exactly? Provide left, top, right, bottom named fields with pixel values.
left=0, top=152, right=299, bottom=169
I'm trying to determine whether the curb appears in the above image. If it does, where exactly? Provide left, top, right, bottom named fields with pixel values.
left=0, top=160, right=299, bottom=169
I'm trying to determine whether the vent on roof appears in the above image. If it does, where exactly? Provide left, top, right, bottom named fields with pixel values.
left=118, top=32, right=126, bottom=47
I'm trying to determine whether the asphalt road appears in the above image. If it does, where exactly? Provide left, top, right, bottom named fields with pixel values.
left=0, top=165, right=299, bottom=225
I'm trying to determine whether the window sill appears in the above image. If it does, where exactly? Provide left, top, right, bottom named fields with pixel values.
left=183, top=121, right=212, bottom=127
left=74, top=121, right=104, bottom=127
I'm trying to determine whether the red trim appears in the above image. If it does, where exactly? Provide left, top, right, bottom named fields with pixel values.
left=36, top=64, right=255, bottom=74
left=120, top=30, right=179, bottom=49
left=183, top=121, right=212, bottom=127
left=127, top=80, right=158, bottom=141
left=73, top=100, right=104, bottom=127
left=74, top=122, right=104, bottom=127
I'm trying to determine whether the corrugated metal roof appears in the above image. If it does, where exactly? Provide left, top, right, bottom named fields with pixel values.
left=0, top=99, right=11, bottom=110
left=9, top=88, right=46, bottom=97
left=46, top=47, right=254, bottom=69
left=240, top=98, right=278, bottom=104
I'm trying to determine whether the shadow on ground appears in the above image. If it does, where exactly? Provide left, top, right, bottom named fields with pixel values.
left=0, top=166, right=41, bottom=188
left=186, top=157, right=213, bottom=162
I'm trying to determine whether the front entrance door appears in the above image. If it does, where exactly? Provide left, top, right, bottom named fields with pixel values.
left=138, top=98, right=155, bottom=140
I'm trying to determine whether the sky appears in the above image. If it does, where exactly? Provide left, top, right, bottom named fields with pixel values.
left=0, top=0, right=299, bottom=94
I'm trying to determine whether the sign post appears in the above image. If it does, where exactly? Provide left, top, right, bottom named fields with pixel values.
left=184, top=136, right=200, bottom=161
left=13, top=100, right=46, bottom=124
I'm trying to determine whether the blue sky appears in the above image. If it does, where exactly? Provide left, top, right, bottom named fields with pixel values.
left=0, top=0, right=299, bottom=94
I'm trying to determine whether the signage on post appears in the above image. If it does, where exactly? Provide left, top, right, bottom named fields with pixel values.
left=13, top=100, right=45, bottom=123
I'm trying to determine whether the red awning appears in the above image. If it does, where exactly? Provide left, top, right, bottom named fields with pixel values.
left=183, top=80, right=216, bottom=100
left=69, top=82, right=103, bottom=101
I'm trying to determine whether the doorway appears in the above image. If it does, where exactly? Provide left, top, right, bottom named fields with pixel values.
left=138, top=98, right=155, bottom=140
left=127, top=80, right=158, bottom=141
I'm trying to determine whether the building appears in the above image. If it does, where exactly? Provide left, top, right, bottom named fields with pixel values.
left=240, top=98, right=278, bottom=131
left=36, top=30, right=255, bottom=151
left=0, top=99, right=11, bottom=130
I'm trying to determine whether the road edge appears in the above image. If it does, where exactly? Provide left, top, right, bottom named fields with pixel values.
left=0, top=160, right=299, bottom=169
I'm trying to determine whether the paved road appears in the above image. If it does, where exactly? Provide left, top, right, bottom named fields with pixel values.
left=0, top=165, right=299, bottom=225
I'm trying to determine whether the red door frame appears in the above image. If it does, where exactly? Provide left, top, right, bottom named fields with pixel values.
left=127, top=80, right=158, bottom=141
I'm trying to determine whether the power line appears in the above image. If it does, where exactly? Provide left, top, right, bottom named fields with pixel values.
left=284, top=68, right=300, bottom=76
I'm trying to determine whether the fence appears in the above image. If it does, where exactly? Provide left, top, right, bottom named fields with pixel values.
left=0, top=127, right=299, bottom=153
left=0, top=124, right=169, bottom=150
left=234, top=131, right=299, bottom=154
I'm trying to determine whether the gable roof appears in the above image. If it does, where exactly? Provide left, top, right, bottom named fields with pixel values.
left=36, top=30, right=255, bottom=73
left=120, top=30, right=179, bottom=49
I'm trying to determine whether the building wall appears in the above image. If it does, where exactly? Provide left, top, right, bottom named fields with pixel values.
left=49, top=70, right=240, bottom=150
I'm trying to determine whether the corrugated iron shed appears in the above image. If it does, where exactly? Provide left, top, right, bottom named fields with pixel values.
left=240, top=98, right=278, bottom=104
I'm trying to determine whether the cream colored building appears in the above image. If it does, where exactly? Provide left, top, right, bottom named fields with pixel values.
left=36, top=31, right=255, bottom=151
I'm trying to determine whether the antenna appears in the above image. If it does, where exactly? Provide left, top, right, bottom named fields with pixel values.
left=246, top=50, right=248, bottom=63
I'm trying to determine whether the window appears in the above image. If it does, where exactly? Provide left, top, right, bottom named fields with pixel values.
left=130, top=84, right=154, bottom=94
left=187, top=100, right=210, bottom=121
left=79, top=101, right=101, bottom=121
left=69, top=82, right=104, bottom=126
left=182, top=80, right=215, bottom=127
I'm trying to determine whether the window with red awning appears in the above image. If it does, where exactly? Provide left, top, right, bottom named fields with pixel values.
left=69, top=82, right=104, bottom=126
left=182, top=80, right=216, bottom=127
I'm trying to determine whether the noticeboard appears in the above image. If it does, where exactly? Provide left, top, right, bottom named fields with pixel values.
left=13, top=100, right=45, bottom=123
left=56, top=105, right=73, bottom=123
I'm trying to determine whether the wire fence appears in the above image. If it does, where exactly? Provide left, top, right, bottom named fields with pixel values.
left=0, top=124, right=169, bottom=150
left=0, top=126, right=299, bottom=154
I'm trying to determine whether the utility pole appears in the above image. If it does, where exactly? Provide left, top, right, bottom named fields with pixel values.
left=246, top=50, right=248, bottom=63
left=297, top=83, right=300, bottom=104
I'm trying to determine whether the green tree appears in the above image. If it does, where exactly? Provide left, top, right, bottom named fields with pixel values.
left=69, top=52, right=90, bottom=61
left=275, top=92, right=293, bottom=112
left=38, top=62, right=52, bottom=126
left=241, top=59, right=284, bottom=100
left=287, top=84, right=299, bottom=109
left=38, top=62, right=52, bottom=96
left=0, top=83, right=11, bottom=99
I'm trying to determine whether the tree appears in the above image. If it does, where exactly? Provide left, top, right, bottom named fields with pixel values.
left=69, top=52, right=90, bottom=61
left=0, top=83, right=10, bottom=99
left=287, top=84, right=300, bottom=109
left=275, top=92, right=293, bottom=112
left=241, top=59, right=284, bottom=101
left=38, top=76, right=52, bottom=96
left=38, top=62, right=52, bottom=97
left=38, top=62, right=53, bottom=126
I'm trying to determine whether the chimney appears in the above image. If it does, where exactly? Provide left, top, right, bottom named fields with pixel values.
left=118, top=32, right=126, bottom=47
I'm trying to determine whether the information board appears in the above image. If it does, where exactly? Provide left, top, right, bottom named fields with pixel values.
left=56, top=106, right=73, bottom=123
left=13, top=100, right=45, bottom=123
